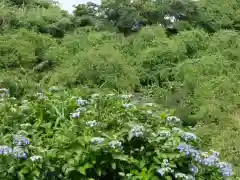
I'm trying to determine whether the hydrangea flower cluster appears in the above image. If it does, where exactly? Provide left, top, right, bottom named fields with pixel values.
left=35, top=92, right=48, bottom=100
left=0, top=145, right=12, bottom=155
left=177, top=143, right=232, bottom=178
left=189, top=165, right=199, bottom=175
left=166, top=116, right=181, bottom=124
left=174, top=173, right=195, bottom=179
left=0, top=88, right=9, bottom=99
left=70, top=98, right=88, bottom=118
left=1, top=134, right=43, bottom=162
left=30, top=155, right=42, bottom=162
left=108, top=140, right=122, bottom=150
left=13, top=135, right=30, bottom=147
left=158, top=130, right=171, bottom=138
left=91, top=137, right=105, bottom=145
left=77, top=98, right=88, bottom=106
left=12, top=147, right=27, bottom=159
left=49, top=86, right=59, bottom=92
left=70, top=111, right=80, bottom=118
left=0, top=134, right=30, bottom=159
left=123, top=103, right=136, bottom=109
left=181, top=132, right=197, bottom=141
left=130, top=125, right=145, bottom=138
left=86, top=120, right=98, bottom=127
left=157, top=159, right=174, bottom=176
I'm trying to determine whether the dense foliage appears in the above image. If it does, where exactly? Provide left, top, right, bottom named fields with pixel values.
left=0, top=89, right=234, bottom=179
left=0, top=0, right=240, bottom=179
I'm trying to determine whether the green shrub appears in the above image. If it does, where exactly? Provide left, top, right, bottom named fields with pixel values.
left=50, top=44, right=139, bottom=90
left=0, top=29, right=61, bottom=69
left=0, top=88, right=234, bottom=179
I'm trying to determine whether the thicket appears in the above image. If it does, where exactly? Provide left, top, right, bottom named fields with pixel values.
left=1, top=0, right=240, bottom=179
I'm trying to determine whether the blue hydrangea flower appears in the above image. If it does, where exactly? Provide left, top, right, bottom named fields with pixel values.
left=201, top=152, right=219, bottom=166
left=86, top=120, right=98, bottom=127
left=158, top=130, right=171, bottom=138
left=35, top=92, right=48, bottom=100
left=13, top=135, right=30, bottom=147
left=77, top=98, right=88, bottom=106
left=189, top=165, right=198, bottom=175
left=0, top=88, right=9, bottom=98
left=130, top=125, right=144, bottom=138
left=91, top=137, right=105, bottom=145
left=163, top=159, right=170, bottom=167
left=216, top=162, right=232, bottom=177
left=70, top=111, right=80, bottom=118
left=177, top=143, right=200, bottom=158
left=166, top=116, right=181, bottom=124
left=0, top=145, right=12, bottom=155
left=157, top=167, right=172, bottom=176
left=12, top=147, right=27, bottom=159
left=181, top=132, right=197, bottom=141
left=108, top=140, right=122, bottom=150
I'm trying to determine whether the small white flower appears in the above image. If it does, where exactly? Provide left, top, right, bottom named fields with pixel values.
left=123, top=103, right=136, bottom=109
left=86, top=120, right=98, bottom=127
left=106, top=93, right=115, bottom=97
left=120, top=94, right=133, bottom=99
left=30, top=155, right=42, bottom=162
left=91, top=93, right=100, bottom=98
left=49, top=86, right=59, bottom=92
left=146, top=110, right=153, bottom=114
left=158, top=130, right=171, bottom=137
left=145, top=103, right=154, bottom=107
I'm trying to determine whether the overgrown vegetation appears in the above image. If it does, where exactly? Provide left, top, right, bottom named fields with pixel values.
left=1, top=0, right=240, bottom=179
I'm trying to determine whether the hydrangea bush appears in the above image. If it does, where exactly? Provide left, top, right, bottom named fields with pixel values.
left=0, top=88, right=234, bottom=179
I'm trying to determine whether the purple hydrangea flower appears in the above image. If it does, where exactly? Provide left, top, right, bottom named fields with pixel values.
left=70, top=111, right=80, bottom=118
left=77, top=98, right=88, bottom=106
left=0, top=145, right=12, bottom=155
left=189, top=165, right=198, bottom=175
left=130, top=125, right=144, bottom=138
left=216, top=162, right=232, bottom=177
left=0, top=88, right=9, bottom=98
left=86, top=120, right=98, bottom=127
left=12, top=147, right=27, bottom=159
left=181, top=132, right=197, bottom=141
left=91, top=137, right=105, bottom=145
left=13, top=135, right=30, bottom=147
left=108, top=140, right=122, bottom=150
